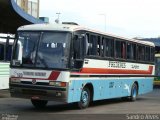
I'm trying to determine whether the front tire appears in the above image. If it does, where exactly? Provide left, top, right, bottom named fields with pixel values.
left=31, top=99, right=48, bottom=109
left=130, top=83, right=138, bottom=101
left=78, top=87, right=91, bottom=109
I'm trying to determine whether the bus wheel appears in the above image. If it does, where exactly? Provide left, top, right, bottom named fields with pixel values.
left=78, top=87, right=91, bottom=109
left=31, top=99, right=48, bottom=109
left=130, top=83, right=138, bottom=101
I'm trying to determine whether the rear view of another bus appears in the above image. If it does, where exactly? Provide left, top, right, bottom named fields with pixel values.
left=0, top=35, right=14, bottom=90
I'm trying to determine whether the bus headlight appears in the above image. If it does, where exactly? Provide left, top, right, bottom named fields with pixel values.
left=10, top=78, right=21, bottom=83
left=49, top=81, right=67, bottom=87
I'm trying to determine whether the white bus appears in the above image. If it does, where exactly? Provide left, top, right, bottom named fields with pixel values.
left=0, top=35, right=14, bottom=89
left=10, top=23, right=155, bottom=109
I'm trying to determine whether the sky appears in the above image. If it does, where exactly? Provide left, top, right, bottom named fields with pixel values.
left=39, top=0, right=160, bottom=39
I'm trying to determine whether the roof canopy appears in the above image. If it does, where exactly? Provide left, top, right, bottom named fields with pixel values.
left=0, top=0, right=44, bottom=34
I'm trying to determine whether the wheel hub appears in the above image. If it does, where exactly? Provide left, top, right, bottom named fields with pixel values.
left=82, top=91, right=88, bottom=103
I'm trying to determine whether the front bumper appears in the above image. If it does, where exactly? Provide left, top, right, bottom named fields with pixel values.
left=10, top=83, right=68, bottom=102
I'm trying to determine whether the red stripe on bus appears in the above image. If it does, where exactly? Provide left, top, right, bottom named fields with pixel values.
left=48, top=71, right=60, bottom=80
left=78, top=66, right=153, bottom=75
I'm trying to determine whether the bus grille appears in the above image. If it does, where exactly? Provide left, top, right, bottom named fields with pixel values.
left=22, top=89, right=47, bottom=96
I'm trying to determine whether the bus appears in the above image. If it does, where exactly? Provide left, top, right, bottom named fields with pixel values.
left=0, top=35, right=14, bottom=90
left=136, top=38, right=160, bottom=86
left=154, top=53, right=160, bottom=85
left=9, top=23, right=155, bottom=109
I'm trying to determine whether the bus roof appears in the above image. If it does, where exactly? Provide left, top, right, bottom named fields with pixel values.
left=0, top=38, right=14, bottom=43
left=0, top=34, right=15, bottom=43
left=18, top=23, right=155, bottom=47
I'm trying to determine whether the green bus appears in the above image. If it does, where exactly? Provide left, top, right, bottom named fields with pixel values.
left=154, top=53, right=160, bottom=85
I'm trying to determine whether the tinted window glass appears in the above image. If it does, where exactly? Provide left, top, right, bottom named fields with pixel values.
left=127, top=43, right=136, bottom=60
left=103, top=37, right=114, bottom=58
left=87, top=35, right=97, bottom=56
left=36, top=32, right=71, bottom=69
left=0, top=44, right=4, bottom=60
left=145, top=47, right=150, bottom=61
left=150, top=47, right=155, bottom=62
left=115, top=40, right=126, bottom=59
left=14, top=32, right=40, bottom=67
left=137, top=45, right=145, bottom=61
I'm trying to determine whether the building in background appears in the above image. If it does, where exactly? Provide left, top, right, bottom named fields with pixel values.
left=15, top=0, right=39, bottom=18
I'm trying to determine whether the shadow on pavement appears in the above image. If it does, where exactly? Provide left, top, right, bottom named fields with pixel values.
left=22, top=97, right=144, bottom=113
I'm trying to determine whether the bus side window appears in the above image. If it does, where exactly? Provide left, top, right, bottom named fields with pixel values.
left=87, top=35, right=97, bottom=56
left=115, top=40, right=121, bottom=58
left=73, top=35, right=81, bottom=59
left=150, top=47, right=155, bottom=62
left=73, top=34, right=85, bottom=69
left=97, top=36, right=101, bottom=56
left=127, top=43, right=132, bottom=59
left=0, top=44, right=4, bottom=61
left=104, top=37, right=114, bottom=58
left=121, top=42, right=126, bottom=59
left=145, top=46, right=150, bottom=61
left=133, top=44, right=137, bottom=60
left=6, top=45, right=13, bottom=61
left=102, top=37, right=105, bottom=57
left=137, top=45, right=145, bottom=61
left=115, top=40, right=126, bottom=59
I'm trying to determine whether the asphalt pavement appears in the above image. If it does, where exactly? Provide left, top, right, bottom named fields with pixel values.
left=0, top=88, right=160, bottom=120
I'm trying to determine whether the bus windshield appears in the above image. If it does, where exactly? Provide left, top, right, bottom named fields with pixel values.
left=12, top=31, right=71, bottom=69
